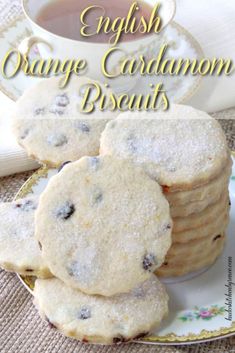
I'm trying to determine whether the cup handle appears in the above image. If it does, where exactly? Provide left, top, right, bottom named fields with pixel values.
left=18, top=36, right=53, bottom=56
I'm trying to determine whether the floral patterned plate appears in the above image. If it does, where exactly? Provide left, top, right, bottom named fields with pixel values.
left=15, top=154, right=235, bottom=345
left=0, top=14, right=203, bottom=104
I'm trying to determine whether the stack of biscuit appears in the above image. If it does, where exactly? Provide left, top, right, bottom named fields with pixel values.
left=100, top=105, right=232, bottom=277
left=158, top=169, right=231, bottom=277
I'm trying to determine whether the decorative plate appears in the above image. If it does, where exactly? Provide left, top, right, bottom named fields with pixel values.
left=0, top=15, right=203, bottom=104
left=15, top=154, right=235, bottom=345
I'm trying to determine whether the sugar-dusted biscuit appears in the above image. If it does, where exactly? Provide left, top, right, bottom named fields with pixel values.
left=35, top=156, right=172, bottom=296
left=34, top=276, right=168, bottom=344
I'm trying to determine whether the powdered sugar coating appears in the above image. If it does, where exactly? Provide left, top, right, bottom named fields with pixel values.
left=12, top=76, right=117, bottom=167
left=100, top=105, right=230, bottom=190
left=0, top=197, right=50, bottom=277
left=34, top=275, right=168, bottom=344
left=35, top=156, right=172, bottom=296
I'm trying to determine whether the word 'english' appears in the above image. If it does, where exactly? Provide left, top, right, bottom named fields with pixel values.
left=80, top=2, right=162, bottom=45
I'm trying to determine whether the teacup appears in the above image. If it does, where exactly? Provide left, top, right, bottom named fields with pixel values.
left=20, top=0, right=176, bottom=91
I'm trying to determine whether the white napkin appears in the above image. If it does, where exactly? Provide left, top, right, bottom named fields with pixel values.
left=175, top=0, right=235, bottom=112
left=0, top=94, right=39, bottom=178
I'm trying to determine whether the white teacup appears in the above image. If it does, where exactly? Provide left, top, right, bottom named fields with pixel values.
left=20, top=0, right=175, bottom=91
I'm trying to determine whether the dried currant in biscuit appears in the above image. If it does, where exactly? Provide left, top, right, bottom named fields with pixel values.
left=78, top=307, right=91, bottom=320
left=163, top=223, right=172, bottom=232
left=162, top=185, right=170, bottom=193
left=82, top=338, right=89, bottom=343
left=143, top=254, right=156, bottom=272
left=20, top=129, right=30, bottom=140
left=15, top=199, right=36, bottom=212
left=38, top=241, right=42, bottom=251
left=46, top=317, right=57, bottom=329
left=55, top=202, right=75, bottom=220
left=34, top=107, right=46, bottom=116
left=55, top=93, right=70, bottom=107
left=91, top=188, right=103, bottom=205
left=76, top=121, right=90, bottom=133
left=58, top=161, right=72, bottom=173
left=47, top=134, right=68, bottom=147
left=113, top=336, right=125, bottom=344
left=49, top=94, right=69, bottom=115
left=213, top=235, right=222, bottom=242
left=167, top=166, right=176, bottom=173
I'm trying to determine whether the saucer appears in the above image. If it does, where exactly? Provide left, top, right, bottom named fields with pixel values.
left=15, top=154, right=235, bottom=345
left=0, top=15, right=203, bottom=103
